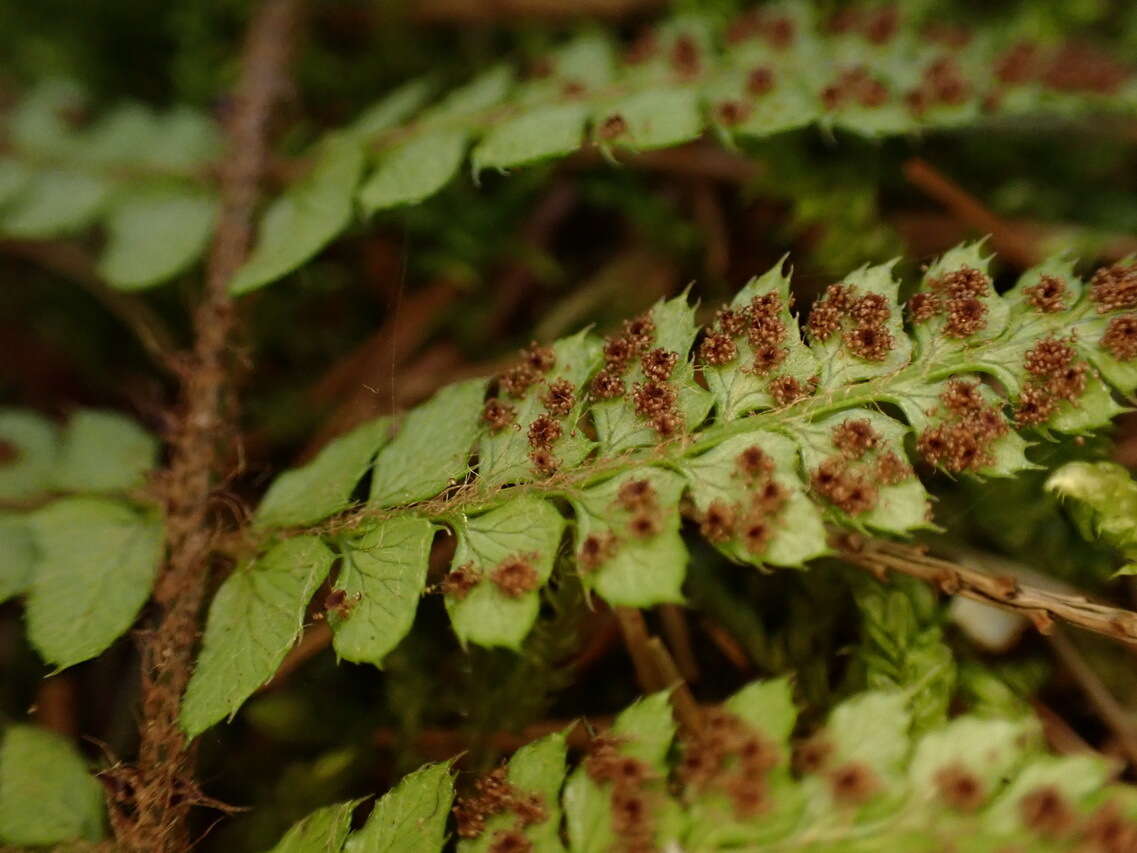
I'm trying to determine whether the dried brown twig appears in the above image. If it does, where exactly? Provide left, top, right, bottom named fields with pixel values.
left=838, top=534, right=1137, bottom=647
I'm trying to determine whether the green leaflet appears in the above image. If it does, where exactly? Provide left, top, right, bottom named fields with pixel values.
left=571, top=467, right=687, bottom=606
left=350, top=79, right=436, bottom=139
left=477, top=329, right=602, bottom=487
left=701, top=261, right=819, bottom=420
left=563, top=690, right=680, bottom=853
left=0, top=159, right=33, bottom=207
left=370, top=378, right=486, bottom=507
left=0, top=726, right=105, bottom=846
left=0, top=169, right=109, bottom=237
left=906, top=716, right=1036, bottom=812
left=26, top=497, right=163, bottom=669
left=811, top=260, right=911, bottom=386
left=255, top=416, right=392, bottom=529
left=982, top=754, right=1115, bottom=837
left=0, top=514, right=35, bottom=604
left=230, top=134, right=366, bottom=294
left=681, top=430, right=827, bottom=568
left=97, top=189, right=217, bottom=291
left=180, top=536, right=333, bottom=737
left=795, top=409, right=932, bottom=535
left=0, top=408, right=58, bottom=500
left=263, top=799, right=361, bottom=853
left=444, top=496, right=565, bottom=649
left=344, top=761, right=454, bottom=853
left=358, top=65, right=514, bottom=214
left=853, top=575, right=955, bottom=732
left=52, top=408, right=159, bottom=493
left=590, top=292, right=712, bottom=455
left=1046, top=460, right=1137, bottom=573
left=472, top=33, right=616, bottom=172
left=457, top=731, right=568, bottom=853
left=330, top=516, right=435, bottom=667
left=684, top=678, right=805, bottom=850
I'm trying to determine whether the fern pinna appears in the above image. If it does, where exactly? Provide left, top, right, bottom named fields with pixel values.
left=164, top=245, right=1137, bottom=735
left=264, top=679, right=1137, bottom=852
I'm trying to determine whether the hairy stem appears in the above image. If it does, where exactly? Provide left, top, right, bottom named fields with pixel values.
left=109, top=2, right=303, bottom=850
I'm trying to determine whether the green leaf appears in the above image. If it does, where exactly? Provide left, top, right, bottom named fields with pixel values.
left=571, top=467, right=688, bottom=606
left=358, top=130, right=466, bottom=213
left=563, top=691, right=678, bottom=853
left=444, top=496, right=565, bottom=649
left=700, top=260, right=819, bottom=420
left=681, top=431, right=828, bottom=568
left=795, top=409, right=932, bottom=535
left=143, top=107, right=221, bottom=170
left=263, top=799, right=361, bottom=853
left=351, top=79, right=436, bottom=139
left=52, top=409, right=158, bottom=493
left=255, top=416, right=392, bottom=529
left=982, top=754, right=1114, bottom=836
left=0, top=159, right=33, bottom=208
left=345, top=762, right=454, bottom=853
left=359, top=66, right=514, bottom=213
left=811, top=260, right=911, bottom=386
left=0, top=170, right=109, bottom=237
left=477, top=330, right=602, bottom=487
left=231, top=134, right=366, bottom=294
left=0, top=725, right=105, bottom=846
left=26, top=497, right=163, bottom=669
left=1046, top=461, right=1137, bottom=560
left=0, top=514, right=35, bottom=604
left=370, top=378, right=486, bottom=507
left=683, top=678, right=805, bottom=849
left=590, top=292, right=712, bottom=455
left=97, top=190, right=217, bottom=290
left=7, top=80, right=85, bottom=157
left=907, top=716, right=1035, bottom=812
left=0, top=408, right=59, bottom=500
left=330, top=516, right=435, bottom=667
left=180, top=536, right=333, bottom=736
left=824, top=691, right=911, bottom=774
left=458, top=731, right=568, bottom=853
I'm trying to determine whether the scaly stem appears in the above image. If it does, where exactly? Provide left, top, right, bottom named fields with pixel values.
left=107, top=2, right=303, bottom=850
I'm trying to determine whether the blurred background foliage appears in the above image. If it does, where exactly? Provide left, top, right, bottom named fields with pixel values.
left=3, top=0, right=1137, bottom=849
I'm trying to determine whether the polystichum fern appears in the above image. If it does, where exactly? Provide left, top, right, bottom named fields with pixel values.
left=261, top=678, right=1137, bottom=852
left=4, top=3, right=1135, bottom=293
left=163, top=244, right=1137, bottom=736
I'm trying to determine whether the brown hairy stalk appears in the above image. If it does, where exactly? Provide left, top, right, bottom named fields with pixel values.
left=839, top=534, right=1137, bottom=647
left=105, top=1, right=304, bottom=850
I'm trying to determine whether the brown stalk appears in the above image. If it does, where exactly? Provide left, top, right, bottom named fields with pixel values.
left=903, top=157, right=1040, bottom=269
left=838, top=534, right=1137, bottom=647
left=1047, top=629, right=1137, bottom=768
left=107, top=2, right=305, bottom=850
left=614, top=606, right=664, bottom=694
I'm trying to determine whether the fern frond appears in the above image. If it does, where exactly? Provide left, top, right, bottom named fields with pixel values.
left=268, top=679, right=1137, bottom=852
left=174, top=245, right=1137, bottom=735
left=0, top=80, right=220, bottom=290
left=230, top=2, right=1137, bottom=292
left=5, top=8, right=1134, bottom=293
